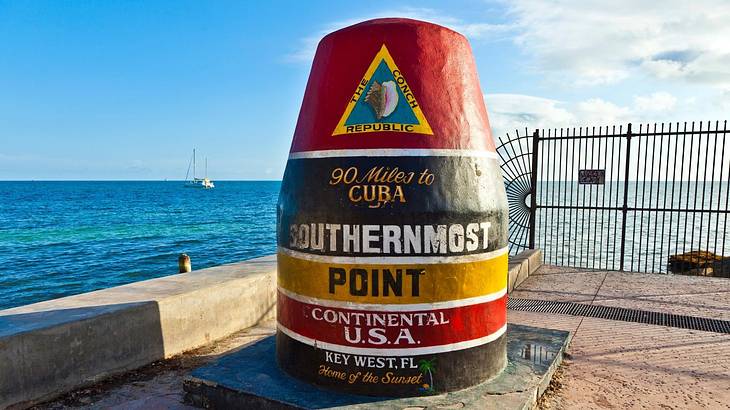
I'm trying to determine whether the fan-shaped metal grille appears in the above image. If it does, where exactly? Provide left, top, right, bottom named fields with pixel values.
left=496, top=130, right=533, bottom=255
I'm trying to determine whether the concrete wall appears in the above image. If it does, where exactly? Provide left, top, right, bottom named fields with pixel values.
left=0, top=256, right=277, bottom=409
left=508, top=249, right=543, bottom=293
left=0, top=250, right=542, bottom=409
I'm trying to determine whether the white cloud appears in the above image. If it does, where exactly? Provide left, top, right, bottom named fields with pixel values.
left=640, top=59, right=687, bottom=80
left=285, top=7, right=511, bottom=63
left=486, top=93, right=637, bottom=137
left=633, top=92, right=677, bottom=113
left=505, top=0, right=730, bottom=86
left=485, top=93, right=575, bottom=137
left=576, top=98, right=632, bottom=124
left=452, top=22, right=513, bottom=39
left=486, top=91, right=695, bottom=137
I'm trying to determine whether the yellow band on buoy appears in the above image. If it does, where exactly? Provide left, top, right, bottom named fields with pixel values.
left=277, top=248, right=507, bottom=304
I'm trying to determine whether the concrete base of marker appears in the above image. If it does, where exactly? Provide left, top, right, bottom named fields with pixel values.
left=182, top=323, right=571, bottom=410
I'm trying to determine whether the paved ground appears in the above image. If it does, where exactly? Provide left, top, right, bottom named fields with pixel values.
left=37, top=266, right=730, bottom=409
left=514, top=265, right=730, bottom=409
left=35, top=320, right=278, bottom=410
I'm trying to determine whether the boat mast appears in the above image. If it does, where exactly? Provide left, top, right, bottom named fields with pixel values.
left=184, top=151, right=193, bottom=182
left=205, top=157, right=208, bottom=178
left=193, top=149, right=196, bottom=179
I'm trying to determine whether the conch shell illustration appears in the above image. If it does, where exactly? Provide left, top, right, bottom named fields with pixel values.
left=364, top=80, right=398, bottom=119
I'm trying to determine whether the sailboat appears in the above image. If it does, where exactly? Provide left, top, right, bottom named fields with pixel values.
left=184, top=149, right=215, bottom=189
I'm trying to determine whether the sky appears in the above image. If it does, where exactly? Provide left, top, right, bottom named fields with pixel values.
left=1, top=0, right=729, bottom=180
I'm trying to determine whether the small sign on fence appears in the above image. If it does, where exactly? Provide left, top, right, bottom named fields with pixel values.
left=578, top=169, right=606, bottom=185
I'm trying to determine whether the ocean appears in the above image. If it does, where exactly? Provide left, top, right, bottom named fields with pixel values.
left=528, top=181, right=730, bottom=273
left=0, top=181, right=279, bottom=310
left=2, top=180, right=728, bottom=311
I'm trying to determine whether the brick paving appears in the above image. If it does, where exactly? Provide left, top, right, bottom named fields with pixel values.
left=39, top=265, right=730, bottom=409
left=511, top=266, right=730, bottom=409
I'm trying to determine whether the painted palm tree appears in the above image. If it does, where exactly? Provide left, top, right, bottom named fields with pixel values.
left=418, top=358, right=436, bottom=394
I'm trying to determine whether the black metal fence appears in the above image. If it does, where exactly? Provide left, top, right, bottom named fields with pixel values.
left=497, top=121, right=730, bottom=274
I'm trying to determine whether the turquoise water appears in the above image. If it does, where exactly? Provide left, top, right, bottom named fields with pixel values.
left=0, top=181, right=279, bottom=310
left=4, top=179, right=726, bottom=310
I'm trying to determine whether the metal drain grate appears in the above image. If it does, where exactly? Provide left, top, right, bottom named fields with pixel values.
left=508, top=298, right=730, bottom=334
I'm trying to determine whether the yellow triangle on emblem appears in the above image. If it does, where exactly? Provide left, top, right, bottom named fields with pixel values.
left=332, top=45, right=433, bottom=136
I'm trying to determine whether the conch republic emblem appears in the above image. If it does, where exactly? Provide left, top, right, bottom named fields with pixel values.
left=277, top=18, right=508, bottom=397
left=331, top=44, right=432, bottom=136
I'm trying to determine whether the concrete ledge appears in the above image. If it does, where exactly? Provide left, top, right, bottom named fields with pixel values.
left=508, top=249, right=543, bottom=293
left=0, top=255, right=277, bottom=409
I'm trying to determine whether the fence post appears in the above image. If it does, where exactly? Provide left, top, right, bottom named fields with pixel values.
left=619, top=123, right=633, bottom=271
left=528, top=129, right=540, bottom=249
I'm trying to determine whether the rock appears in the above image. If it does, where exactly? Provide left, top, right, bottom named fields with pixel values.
left=668, top=251, right=730, bottom=277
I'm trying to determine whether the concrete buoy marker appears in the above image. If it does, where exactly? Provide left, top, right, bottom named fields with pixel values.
left=276, top=18, right=508, bottom=397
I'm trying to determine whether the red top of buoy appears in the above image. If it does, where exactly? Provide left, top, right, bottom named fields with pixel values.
left=289, top=18, right=495, bottom=153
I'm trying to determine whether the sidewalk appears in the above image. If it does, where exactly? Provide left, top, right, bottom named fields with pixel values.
left=510, top=265, right=730, bottom=409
